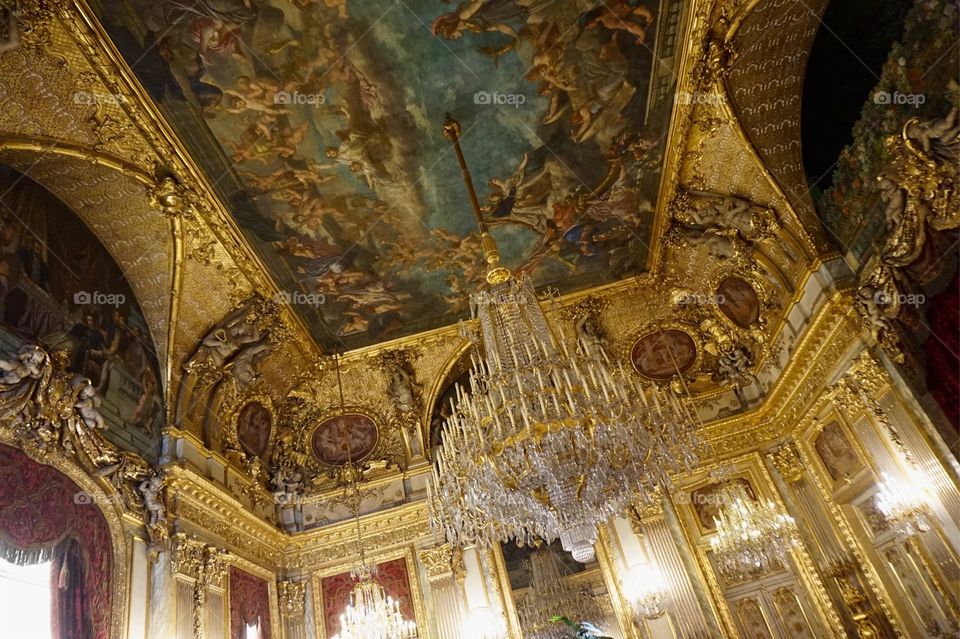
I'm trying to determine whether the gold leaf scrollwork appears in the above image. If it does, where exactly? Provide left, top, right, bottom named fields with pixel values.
left=0, top=344, right=170, bottom=554
left=278, top=580, right=306, bottom=616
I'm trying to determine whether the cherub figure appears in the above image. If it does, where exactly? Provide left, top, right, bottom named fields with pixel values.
left=0, top=344, right=47, bottom=391
left=387, top=366, right=420, bottom=414
left=138, top=473, right=166, bottom=528
left=72, top=377, right=106, bottom=431
left=905, top=107, right=959, bottom=164
left=579, top=0, right=654, bottom=45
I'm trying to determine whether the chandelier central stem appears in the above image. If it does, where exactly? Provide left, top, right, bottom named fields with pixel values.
left=442, top=115, right=511, bottom=285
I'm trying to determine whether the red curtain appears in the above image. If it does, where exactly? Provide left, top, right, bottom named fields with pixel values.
left=0, top=444, right=112, bottom=639
left=230, top=566, right=272, bottom=639
left=925, top=271, right=960, bottom=434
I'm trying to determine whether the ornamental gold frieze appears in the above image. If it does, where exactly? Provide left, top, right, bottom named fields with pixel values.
left=766, top=442, right=805, bottom=483
left=692, top=289, right=864, bottom=453
left=166, top=465, right=285, bottom=568
left=417, top=543, right=465, bottom=583
left=281, top=501, right=431, bottom=571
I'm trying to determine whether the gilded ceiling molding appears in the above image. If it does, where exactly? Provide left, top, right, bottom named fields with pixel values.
left=695, top=290, right=863, bottom=456
left=284, top=501, right=431, bottom=572
left=166, top=465, right=287, bottom=569
left=722, top=0, right=832, bottom=245
left=646, top=0, right=719, bottom=267
left=0, top=0, right=324, bottom=406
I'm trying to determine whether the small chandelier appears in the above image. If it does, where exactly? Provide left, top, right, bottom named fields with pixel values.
left=332, top=357, right=417, bottom=639
left=430, top=117, right=701, bottom=563
left=516, top=548, right=604, bottom=639
left=334, top=562, right=417, bottom=639
left=874, top=470, right=931, bottom=538
left=710, top=481, right=799, bottom=581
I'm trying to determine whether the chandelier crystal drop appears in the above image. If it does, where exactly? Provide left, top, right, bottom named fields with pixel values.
left=430, top=116, right=702, bottom=564
left=516, top=549, right=604, bottom=639
left=709, top=482, right=800, bottom=581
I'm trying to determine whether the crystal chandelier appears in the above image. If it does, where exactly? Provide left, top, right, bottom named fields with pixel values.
left=516, top=548, right=604, bottom=639
left=429, top=116, right=701, bottom=564
left=709, top=481, right=799, bottom=581
left=874, top=470, right=931, bottom=538
left=333, top=562, right=417, bottom=639
left=332, top=358, right=417, bottom=639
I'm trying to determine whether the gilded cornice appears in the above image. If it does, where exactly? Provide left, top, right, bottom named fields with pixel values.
left=166, top=465, right=286, bottom=568
left=698, top=290, right=863, bottom=456
left=282, top=501, right=431, bottom=571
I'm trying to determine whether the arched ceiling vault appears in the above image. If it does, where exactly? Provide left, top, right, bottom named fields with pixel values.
left=0, top=0, right=840, bottom=494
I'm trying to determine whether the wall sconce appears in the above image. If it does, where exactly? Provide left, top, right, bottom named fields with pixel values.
left=874, top=469, right=932, bottom=538
left=463, top=606, right=507, bottom=639
left=622, top=562, right=668, bottom=620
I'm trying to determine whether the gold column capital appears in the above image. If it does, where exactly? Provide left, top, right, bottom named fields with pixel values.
left=278, top=580, right=307, bottom=616
left=767, top=442, right=805, bottom=483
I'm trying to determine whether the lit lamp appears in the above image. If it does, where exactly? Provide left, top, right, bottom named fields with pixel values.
left=874, top=469, right=932, bottom=538
left=622, top=562, right=668, bottom=620
left=462, top=606, right=507, bottom=639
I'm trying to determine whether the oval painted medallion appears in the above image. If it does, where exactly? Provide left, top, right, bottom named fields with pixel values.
left=630, top=330, right=697, bottom=380
left=311, top=413, right=379, bottom=465
left=236, top=402, right=272, bottom=457
left=716, top=277, right=760, bottom=328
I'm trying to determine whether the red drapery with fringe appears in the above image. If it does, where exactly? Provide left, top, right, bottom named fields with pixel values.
left=0, top=444, right=112, bottom=639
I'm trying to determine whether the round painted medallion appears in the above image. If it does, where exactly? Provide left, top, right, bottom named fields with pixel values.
left=716, top=277, right=761, bottom=328
left=630, top=330, right=697, bottom=380
left=236, top=402, right=272, bottom=457
left=311, top=413, right=379, bottom=465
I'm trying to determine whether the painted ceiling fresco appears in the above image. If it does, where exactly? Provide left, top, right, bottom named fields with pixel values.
left=94, top=0, right=678, bottom=349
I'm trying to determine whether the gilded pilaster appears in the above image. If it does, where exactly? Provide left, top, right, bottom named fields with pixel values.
left=418, top=544, right=466, bottom=639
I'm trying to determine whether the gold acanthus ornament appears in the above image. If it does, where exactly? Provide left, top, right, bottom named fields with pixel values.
left=0, top=343, right=169, bottom=555
left=278, top=580, right=307, bottom=616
